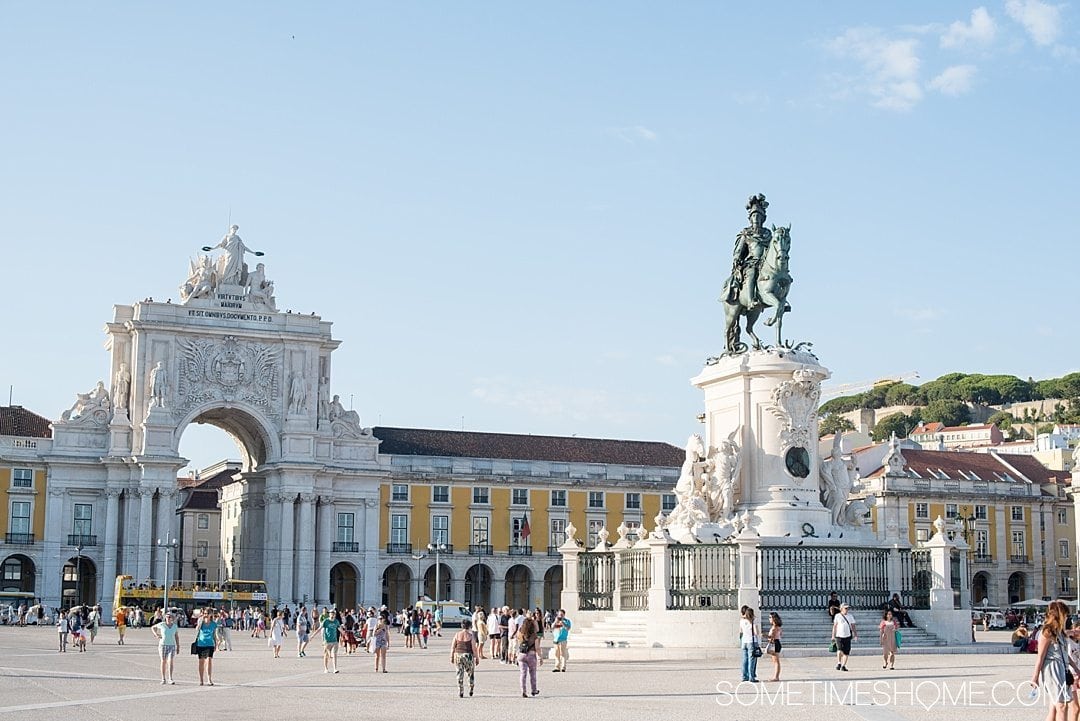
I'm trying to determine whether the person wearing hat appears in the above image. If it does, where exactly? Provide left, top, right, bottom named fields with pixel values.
left=152, top=611, right=181, bottom=684
left=831, top=602, right=858, bottom=671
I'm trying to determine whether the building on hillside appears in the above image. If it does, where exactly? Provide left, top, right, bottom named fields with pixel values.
left=857, top=438, right=1075, bottom=606
left=177, top=461, right=240, bottom=588
left=0, top=407, right=52, bottom=598
left=909, top=422, right=1004, bottom=450
left=369, top=427, right=681, bottom=611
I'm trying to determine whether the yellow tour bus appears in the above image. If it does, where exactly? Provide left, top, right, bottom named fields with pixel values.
left=112, top=575, right=270, bottom=624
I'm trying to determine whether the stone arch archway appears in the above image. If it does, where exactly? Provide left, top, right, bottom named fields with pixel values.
left=175, top=403, right=281, bottom=471
left=505, top=564, right=532, bottom=609
left=1008, top=572, right=1027, bottom=605
left=382, top=563, right=411, bottom=610
left=330, top=562, right=359, bottom=610
left=971, top=571, right=991, bottom=607
left=62, top=556, right=97, bottom=608
left=424, top=563, right=453, bottom=603
left=1, top=554, right=36, bottom=594
left=465, top=563, right=493, bottom=609
left=543, top=565, right=563, bottom=610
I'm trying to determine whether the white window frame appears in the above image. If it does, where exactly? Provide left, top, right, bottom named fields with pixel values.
left=974, top=505, right=987, bottom=520
left=587, top=518, right=604, bottom=547
left=1061, top=539, right=1070, bottom=559
left=337, top=512, right=355, bottom=543
left=550, top=490, right=567, bottom=507
left=549, top=518, right=566, bottom=548
left=945, top=503, right=958, bottom=519
left=11, top=468, right=32, bottom=488
left=432, top=514, right=449, bottom=545
left=625, top=493, right=641, bottom=510
left=915, top=502, right=929, bottom=519
left=1011, top=506, right=1024, bottom=521
left=588, top=491, right=604, bottom=509
left=197, top=540, right=209, bottom=558
left=1011, top=531, right=1026, bottom=558
left=9, top=501, right=31, bottom=534
left=662, top=494, right=676, bottom=512
left=73, top=503, right=93, bottom=536
left=512, top=488, right=529, bottom=506
left=197, top=513, right=209, bottom=530
left=391, top=484, right=409, bottom=502
left=471, top=516, right=489, bottom=545
left=1059, top=509, right=1069, bottom=525
left=432, top=485, right=450, bottom=504
left=472, top=487, right=489, bottom=505
left=390, top=514, right=409, bottom=545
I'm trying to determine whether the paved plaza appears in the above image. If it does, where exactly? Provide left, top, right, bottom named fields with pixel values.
left=0, top=625, right=1056, bottom=720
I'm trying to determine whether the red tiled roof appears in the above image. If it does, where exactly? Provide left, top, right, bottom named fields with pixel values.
left=177, top=466, right=240, bottom=490
left=0, top=406, right=52, bottom=438
left=372, top=427, right=683, bottom=467
left=866, top=447, right=1067, bottom=485
left=181, top=489, right=220, bottom=511
left=911, top=422, right=944, bottom=435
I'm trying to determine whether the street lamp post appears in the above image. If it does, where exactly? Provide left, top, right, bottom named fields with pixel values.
left=470, top=531, right=487, bottom=608
left=427, top=543, right=447, bottom=609
left=73, top=543, right=84, bottom=608
left=157, top=537, right=178, bottom=611
left=410, top=551, right=427, bottom=604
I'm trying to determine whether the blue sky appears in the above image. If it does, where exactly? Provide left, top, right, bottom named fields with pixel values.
left=1, top=2, right=1076, bottom=471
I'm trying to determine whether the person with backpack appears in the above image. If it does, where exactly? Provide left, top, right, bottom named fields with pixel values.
left=516, top=614, right=541, bottom=697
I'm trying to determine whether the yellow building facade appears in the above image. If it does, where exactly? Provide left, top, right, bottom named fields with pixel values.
left=859, top=438, right=1075, bottom=606
left=372, top=427, right=680, bottom=611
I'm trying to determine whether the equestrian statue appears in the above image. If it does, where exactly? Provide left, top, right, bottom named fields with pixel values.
left=719, top=194, right=793, bottom=355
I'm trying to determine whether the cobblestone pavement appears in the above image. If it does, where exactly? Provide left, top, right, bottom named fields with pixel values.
left=0, top=625, right=1053, bottom=720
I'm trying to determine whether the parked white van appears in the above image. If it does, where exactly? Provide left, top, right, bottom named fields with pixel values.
left=414, top=599, right=473, bottom=627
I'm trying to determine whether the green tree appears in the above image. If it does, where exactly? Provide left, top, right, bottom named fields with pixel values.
left=871, top=412, right=916, bottom=442
left=920, top=373, right=968, bottom=402
left=987, top=411, right=1014, bottom=430
left=922, top=399, right=971, bottom=427
left=820, top=395, right=863, bottom=415
left=884, top=382, right=923, bottom=407
left=819, top=414, right=856, bottom=437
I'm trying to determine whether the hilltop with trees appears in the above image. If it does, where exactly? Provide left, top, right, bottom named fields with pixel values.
left=817, top=372, right=1080, bottom=442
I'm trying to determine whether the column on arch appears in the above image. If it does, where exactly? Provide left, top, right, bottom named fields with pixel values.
left=315, top=495, right=335, bottom=606
left=264, top=493, right=282, bottom=601
left=154, top=488, right=177, bottom=582
left=279, top=492, right=297, bottom=604
left=361, top=497, right=381, bottom=606
left=296, top=493, right=316, bottom=605
left=101, top=488, right=122, bottom=607
left=137, top=487, right=154, bottom=582
left=42, top=488, right=66, bottom=609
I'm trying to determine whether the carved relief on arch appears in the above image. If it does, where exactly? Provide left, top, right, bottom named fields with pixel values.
left=175, top=335, right=281, bottom=421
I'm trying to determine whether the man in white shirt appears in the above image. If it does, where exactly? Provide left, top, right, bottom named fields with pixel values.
left=831, top=602, right=858, bottom=671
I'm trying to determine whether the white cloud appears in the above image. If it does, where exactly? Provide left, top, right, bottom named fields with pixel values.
left=471, top=376, right=646, bottom=425
left=608, top=125, right=658, bottom=144
left=1006, top=0, right=1063, bottom=46
left=894, top=307, right=944, bottom=322
left=941, top=7, right=998, bottom=48
left=828, top=27, right=924, bottom=110
left=929, top=65, right=978, bottom=95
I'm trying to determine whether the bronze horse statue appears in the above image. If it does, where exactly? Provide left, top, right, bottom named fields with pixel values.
left=720, top=225, right=792, bottom=355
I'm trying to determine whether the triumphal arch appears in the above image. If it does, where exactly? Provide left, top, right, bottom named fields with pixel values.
left=45, top=226, right=383, bottom=608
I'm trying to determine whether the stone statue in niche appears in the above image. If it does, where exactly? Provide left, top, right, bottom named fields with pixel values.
left=706, top=428, right=741, bottom=522
left=317, top=377, right=331, bottom=422
left=149, top=361, right=168, bottom=409
left=113, top=363, right=132, bottom=411
left=288, top=372, right=307, bottom=415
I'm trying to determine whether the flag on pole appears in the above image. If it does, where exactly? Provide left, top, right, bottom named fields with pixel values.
left=520, top=514, right=531, bottom=540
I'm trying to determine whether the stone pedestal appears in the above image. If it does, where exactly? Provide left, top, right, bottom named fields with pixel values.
left=691, top=348, right=832, bottom=538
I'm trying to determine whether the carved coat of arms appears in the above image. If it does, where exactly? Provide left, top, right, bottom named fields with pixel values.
left=767, top=367, right=825, bottom=451
left=176, top=335, right=280, bottom=419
